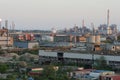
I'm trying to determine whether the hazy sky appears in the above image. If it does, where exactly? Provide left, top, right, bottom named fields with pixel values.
left=0, top=0, right=120, bottom=30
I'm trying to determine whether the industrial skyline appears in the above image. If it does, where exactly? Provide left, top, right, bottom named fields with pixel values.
left=0, top=0, right=120, bottom=30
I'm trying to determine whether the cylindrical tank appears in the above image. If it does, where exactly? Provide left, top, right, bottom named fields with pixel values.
left=88, top=35, right=95, bottom=43
left=49, top=36, right=54, bottom=42
left=70, top=35, right=73, bottom=42
left=18, top=35, right=24, bottom=40
left=95, top=35, right=101, bottom=44
left=30, top=33, right=35, bottom=41
left=25, top=34, right=31, bottom=41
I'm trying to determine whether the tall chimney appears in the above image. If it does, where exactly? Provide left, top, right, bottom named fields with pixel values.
left=0, top=22, right=1, bottom=29
left=107, top=9, right=110, bottom=27
left=82, top=19, right=84, bottom=28
left=5, top=20, right=8, bottom=29
left=12, top=21, right=15, bottom=32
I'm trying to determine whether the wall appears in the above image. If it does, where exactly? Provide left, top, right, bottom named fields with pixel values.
left=14, top=41, right=28, bottom=48
left=0, top=37, right=13, bottom=46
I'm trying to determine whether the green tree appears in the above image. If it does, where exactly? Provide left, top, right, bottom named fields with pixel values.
left=19, top=56, right=26, bottom=61
left=35, top=65, right=70, bottom=80
left=94, top=56, right=112, bottom=70
left=30, top=57, right=34, bottom=62
left=42, top=65, right=56, bottom=80
left=7, top=75, right=16, bottom=80
left=0, top=63, right=8, bottom=73
left=13, top=55, right=17, bottom=60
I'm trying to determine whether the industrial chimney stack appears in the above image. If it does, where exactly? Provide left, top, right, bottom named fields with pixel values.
left=107, top=9, right=112, bottom=35
left=82, top=19, right=84, bottom=28
left=5, top=20, right=8, bottom=29
left=107, top=9, right=110, bottom=27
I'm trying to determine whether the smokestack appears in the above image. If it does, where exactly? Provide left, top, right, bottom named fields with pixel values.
left=107, top=9, right=110, bottom=27
left=12, top=21, right=15, bottom=32
left=74, top=36, right=76, bottom=43
left=82, top=19, right=84, bottom=28
left=82, top=20, right=85, bottom=34
left=10, top=25, right=11, bottom=30
left=5, top=20, right=8, bottom=29
left=0, top=19, right=2, bottom=29
left=91, top=23, right=95, bottom=35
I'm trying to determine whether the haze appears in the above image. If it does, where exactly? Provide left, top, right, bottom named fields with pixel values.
left=0, top=0, right=120, bottom=30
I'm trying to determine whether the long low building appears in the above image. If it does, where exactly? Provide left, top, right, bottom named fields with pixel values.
left=39, top=50, right=120, bottom=68
left=14, top=41, right=39, bottom=49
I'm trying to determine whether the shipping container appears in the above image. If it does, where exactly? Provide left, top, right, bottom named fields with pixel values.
left=100, top=75, right=120, bottom=80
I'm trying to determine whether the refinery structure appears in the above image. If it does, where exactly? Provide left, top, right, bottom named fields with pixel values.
left=0, top=10, right=120, bottom=65
left=0, top=9, right=118, bottom=49
left=1, top=9, right=120, bottom=80
left=37, top=9, right=120, bottom=71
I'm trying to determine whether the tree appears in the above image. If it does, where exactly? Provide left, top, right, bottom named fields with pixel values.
left=19, top=56, right=26, bottom=61
left=94, top=56, right=112, bottom=70
left=13, top=55, right=17, bottom=60
left=0, top=63, right=8, bottom=73
left=117, top=35, right=120, bottom=41
left=7, top=75, right=16, bottom=80
left=42, top=65, right=56, bottom=80
left=18, top=61, right=27, bottom=68
left=35, top=65, right=70, bottom=80
left=30, top=57, right=34, bottom=62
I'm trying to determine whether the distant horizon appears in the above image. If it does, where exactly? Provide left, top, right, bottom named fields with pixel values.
left=0, top=0, right=120, bottom=30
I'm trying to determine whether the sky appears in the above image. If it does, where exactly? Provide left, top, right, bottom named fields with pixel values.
left=0, top=0, right=120, bottom=30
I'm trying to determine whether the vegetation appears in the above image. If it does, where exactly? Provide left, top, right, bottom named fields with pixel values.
left=21, top=49, right=38, bottom=55
left=102, top=40, right=113, bottom=43
left=18, top=61, right=27, bottom=68
left=33, top=65, right=71, bottom=80
left=6, top=75, right=16, bottom=80
left=93, top=56, right=112, bottom=70
left=0, top=63, right=8, bottom=73
left=0, top=50, right=7, bottom=55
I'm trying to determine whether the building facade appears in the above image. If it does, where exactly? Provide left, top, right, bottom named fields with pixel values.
left=39, top=50, right=120, bottom=69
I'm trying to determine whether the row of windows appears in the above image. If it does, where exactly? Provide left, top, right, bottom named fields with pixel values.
left=40, top=56, right=120, bottom=67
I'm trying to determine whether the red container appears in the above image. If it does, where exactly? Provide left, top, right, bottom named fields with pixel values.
left=25, top=34, right=31, bottom=41
left=100, top=75, right=120, bottom=80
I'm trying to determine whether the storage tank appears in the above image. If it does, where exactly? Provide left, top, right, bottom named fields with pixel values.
left=42, top=35, right=53, bottom=42
left=30, top=34, right=35, bottom=41
left=70, top=35, right=73, bottom=42
left=25, top=34, right=31, bottom=41
left=95, top=35, right=101, bottom=44
left=49, top=36, right=54, bottom=42
left=88, top=35, right=95, bottom=43
left=18, top=35, right=24, bottom=40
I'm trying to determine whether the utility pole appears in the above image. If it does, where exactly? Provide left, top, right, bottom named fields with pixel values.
left=91, top=22, right=96, bottom=69
left=92, top=49, right=95, bottom=69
